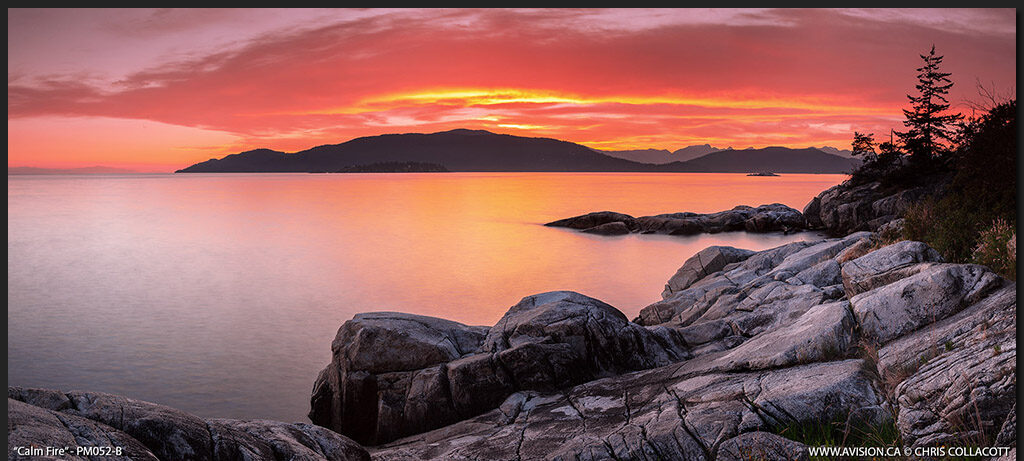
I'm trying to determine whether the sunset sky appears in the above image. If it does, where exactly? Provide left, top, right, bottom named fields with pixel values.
left=8, top=8, right=1017, bottom=172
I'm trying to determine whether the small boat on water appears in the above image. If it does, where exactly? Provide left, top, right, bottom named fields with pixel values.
left=747, top=172, right=779, bottom=176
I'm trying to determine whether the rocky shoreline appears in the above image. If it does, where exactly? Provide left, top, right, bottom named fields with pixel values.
left=8, top=179, right=1017, bottom=461
left=308, top=233, right=1015, bottom=460
left=544, top=203, right=807, bottom=235
left=544, top=175, right=947, bottom=239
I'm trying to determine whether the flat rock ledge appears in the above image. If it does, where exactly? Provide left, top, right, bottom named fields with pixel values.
left=310, top=234, right=1015, bottom=460
left=8, top=387, right=369, bottom=461
left=544, top=203, right=807, bottom=236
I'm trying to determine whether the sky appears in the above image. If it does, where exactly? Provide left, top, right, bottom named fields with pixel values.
left=7, top=8, right=1017, bottom=172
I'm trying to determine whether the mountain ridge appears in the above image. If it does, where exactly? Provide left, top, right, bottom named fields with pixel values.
left=176, top=129, right=859, bottom=174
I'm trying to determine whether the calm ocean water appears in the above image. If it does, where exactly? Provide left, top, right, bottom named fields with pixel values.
left=7, top=172, right=845, bottom=422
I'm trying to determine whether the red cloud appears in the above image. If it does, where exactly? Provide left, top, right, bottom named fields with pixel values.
left=8, top=8, right=1016, bottom=169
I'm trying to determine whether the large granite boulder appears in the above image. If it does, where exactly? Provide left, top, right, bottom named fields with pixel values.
left=8, top=387, right=369, bottom=461
left=328, top=312, right=488, bottom=374
left=310, top=292, right=688, bottom=446
left=802, top=195, right=823, bottom=229
left=309, top=312, right=489, bottom=445
left=480, top=291, right=688, bottom=380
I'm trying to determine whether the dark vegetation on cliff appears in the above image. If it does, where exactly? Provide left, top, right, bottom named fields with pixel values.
left=323, top=161, right=449, bottom=173
left=844, top=46, right=1016, bottom=278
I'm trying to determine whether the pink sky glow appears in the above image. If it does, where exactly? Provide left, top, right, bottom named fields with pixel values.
left=7, top=8, right=1017, bottom=172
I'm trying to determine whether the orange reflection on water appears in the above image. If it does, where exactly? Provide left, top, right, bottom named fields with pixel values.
left=8, top=172, right=845, bottom=422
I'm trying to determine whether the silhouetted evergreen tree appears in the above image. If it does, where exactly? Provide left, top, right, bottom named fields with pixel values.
left=875, top=132, right=902, bottom=171
left=851, top=131, right=877, bottom=161
left=896, top=45, right=962, bottom=165
left=849, top=131, right=882, bottom=184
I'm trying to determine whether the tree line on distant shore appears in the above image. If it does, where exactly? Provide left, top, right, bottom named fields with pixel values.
left=849, top=45, right=1016, bottom=277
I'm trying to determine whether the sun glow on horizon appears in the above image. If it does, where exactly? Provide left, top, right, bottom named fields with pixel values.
left=7, top=8, right=1016, bottom=170
left=274, top=87, right=898, bottom=117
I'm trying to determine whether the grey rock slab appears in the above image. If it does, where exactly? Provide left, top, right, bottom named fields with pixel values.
left=715, top=301, right=856, bottom=371
left=637, top=273, right=737, bottom=327
left=716, top=431, right=810, bottom=461
left=841, top=240, right=944, bottom=298
left=850, top=263, right=1003, bottom=345
left=834, top=236, right=874, bottom=263
left=7, top=389, right=370, bottom=461
left=994, top=402, right=1016, bottom=448
left=371, top=359, right=883, bottom=461
left=661, top=246, right=755, bottom=298
left=887, top=284, right=1016, bottom=448
left=758, top=232, right=868, bottom=282
left=211, top=419, right=370, bottom=461
left=11, top=388, right=216, bottom=461
left=876, top=284, right=1016, bottom=384
left=8, top=398, right=158, bottom=461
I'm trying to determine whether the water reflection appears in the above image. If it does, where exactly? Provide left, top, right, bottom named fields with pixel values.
left=7, top=172, right=845, bottom=421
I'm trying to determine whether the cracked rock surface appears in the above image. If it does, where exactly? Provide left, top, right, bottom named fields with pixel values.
left=9, top=234, right=1014, bottom=460
left=803, top=178, right=945, bottom=235
left=349, top=235, right=1015, bottom=460
left=7, top=388, right=369, bottom=461
left=309, top=291, right=689, bottom=445
left=371, top=359, right=879, bottom=460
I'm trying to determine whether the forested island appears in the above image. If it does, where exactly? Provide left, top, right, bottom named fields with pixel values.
left=317, top=161, right=449, bottom=173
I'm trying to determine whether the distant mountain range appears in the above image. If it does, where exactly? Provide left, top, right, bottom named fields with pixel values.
left=598, top=144, right=721, bottom=164
left=666, top=147, right=860, bottom=173
left=600, top=144, right=854, bottom=164
left=176, top=129, right=860, bottom=174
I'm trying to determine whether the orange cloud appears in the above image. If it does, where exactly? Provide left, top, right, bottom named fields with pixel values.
left=7, top=9, right=1016, bottom=170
